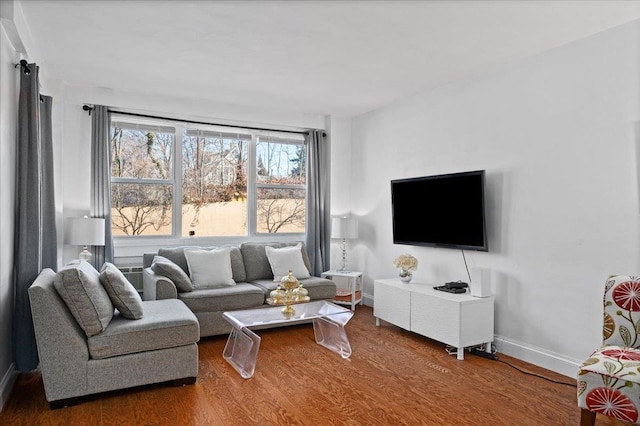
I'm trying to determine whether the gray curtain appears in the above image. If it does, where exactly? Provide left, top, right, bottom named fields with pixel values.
left=90, top=105, right=113, bottom=268
left=305, top=130, right=330, bottom=275
left=12, top=63, right=57, bottom=372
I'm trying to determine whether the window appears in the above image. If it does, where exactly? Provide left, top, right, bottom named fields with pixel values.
left=110, top=121, right=175, bottom=236
left=110, top=115, right=307, bottom=239
left=256, top=135, right=306, bottom=233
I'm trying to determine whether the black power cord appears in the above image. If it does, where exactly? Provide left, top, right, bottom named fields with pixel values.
left=496, top=357, right=576, bottom=387
left=460, top=344, right=576, bottom=388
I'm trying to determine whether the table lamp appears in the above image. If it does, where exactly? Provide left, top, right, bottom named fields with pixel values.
left=331, top=216, right=358, bottom=272
left=65, top=216, right=105, bottom=262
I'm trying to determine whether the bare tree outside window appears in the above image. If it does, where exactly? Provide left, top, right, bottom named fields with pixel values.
left=111, top=183, right=173, bottom=235
left=110, top=125, right=174, bottom=236
left=257, top=186, right=305, bottom=233
left=256, top=136, right=306, bottom=233
left=109, top=117, right=307, bottom=238
left=181, top=130, right=248, bottom=236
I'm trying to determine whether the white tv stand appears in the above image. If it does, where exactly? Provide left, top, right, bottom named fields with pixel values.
left=374, top=278, right=494, bottom=360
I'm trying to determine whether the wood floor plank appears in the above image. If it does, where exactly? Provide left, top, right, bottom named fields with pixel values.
left=0, top=306, right=628, bottom=425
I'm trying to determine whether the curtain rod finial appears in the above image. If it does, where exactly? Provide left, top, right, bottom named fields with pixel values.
left=14, top=59, right=31, bottom=75
left=83, top=105, right=93, bottom=115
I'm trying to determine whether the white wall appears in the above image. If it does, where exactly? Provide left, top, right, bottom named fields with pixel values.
left=328, top=115, right=358, bottom=270
left=348, top=20, right=640, bottom=376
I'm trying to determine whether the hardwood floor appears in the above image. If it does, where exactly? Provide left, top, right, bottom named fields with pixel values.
left=0, top=305, right=626, bottom=425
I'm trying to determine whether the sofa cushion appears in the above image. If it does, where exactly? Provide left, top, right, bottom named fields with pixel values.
left=157, top=245, right=247, bottom=283
left=184, top=247, right=236, bottom=288
left=151, top=255, right=194, bottom=292
left=99, top=262, right=144, bottom=320
left=241, top=242, right=312, bottom=282
left=158, top=246, right=197, bottom=275
left=178, top=283, right=265, bottom=313
left=223, top=245, right=247, bottom=283
left=250, top=277, right=336, bottom=302
left=87, top=299, right=199, bottom=359
left=54, top=260, right=114, bottom=337
left=265, top=243, right=311, bottom=282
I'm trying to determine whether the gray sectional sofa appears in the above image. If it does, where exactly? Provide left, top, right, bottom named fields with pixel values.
left=142, top=241, right=336, bottom=337
left=29, top=261, right=200, bottom=409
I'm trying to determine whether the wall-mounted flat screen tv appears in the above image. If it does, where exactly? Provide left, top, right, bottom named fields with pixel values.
left=391, top=170, right=488, bottom=251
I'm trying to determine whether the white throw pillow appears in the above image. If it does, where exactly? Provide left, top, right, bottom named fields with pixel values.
left=184, top=247, right=236, bottom=288
left=265, top=243, right=311, bottom=282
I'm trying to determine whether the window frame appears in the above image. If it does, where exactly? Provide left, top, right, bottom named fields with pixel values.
left=109, top=114, right=308, bottom=244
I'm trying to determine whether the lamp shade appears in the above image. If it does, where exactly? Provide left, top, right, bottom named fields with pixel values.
left=65, top=217, right=105, bottom=246
left=331, top=216, right=358, bottom=239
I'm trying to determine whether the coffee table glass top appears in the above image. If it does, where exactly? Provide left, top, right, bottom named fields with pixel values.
left=222, top=300, right=355, bottom=378
left=223, top=300, right=353, bottom=329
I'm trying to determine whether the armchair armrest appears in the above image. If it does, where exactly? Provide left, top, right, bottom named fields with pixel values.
left=143, top=268, right=178, bottom=301
left=29, top=269, right=91, bottom=402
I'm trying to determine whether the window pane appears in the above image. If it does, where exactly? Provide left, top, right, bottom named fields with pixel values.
left=110, top=125, right=174, bottom=179
left=111, top=183, right=173, bottom=236
left=256, top=187, right=306, bottom=233
left=256, top=137, right=306, bottom=185
left=181, top=200, right=247, bottom=237
left=181, top=129, right=249, bottom=237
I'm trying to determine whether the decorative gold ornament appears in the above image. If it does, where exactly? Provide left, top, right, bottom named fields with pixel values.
left=267, top=270, right=310, bottom=316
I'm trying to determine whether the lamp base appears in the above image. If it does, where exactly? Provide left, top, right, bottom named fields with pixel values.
left=338, top=238, right=351, bottom=273
left=79, top=246, right=92, bottom=262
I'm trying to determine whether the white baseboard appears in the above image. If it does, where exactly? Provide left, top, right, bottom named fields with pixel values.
left=362, top=293, right=374, bottom=307
left=0, top=362, right=17, bottom=413
left=493, top=336, right=581, bottom=378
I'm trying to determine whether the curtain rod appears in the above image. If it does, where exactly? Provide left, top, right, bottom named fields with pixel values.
left=15, top=60, right=45, bottom=102
left=14, top=60, right=32, bottom=75
left=82, top=105, right=321, bottom=136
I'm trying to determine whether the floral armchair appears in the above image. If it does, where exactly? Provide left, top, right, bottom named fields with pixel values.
left=577, top=275, right=640, bottom=425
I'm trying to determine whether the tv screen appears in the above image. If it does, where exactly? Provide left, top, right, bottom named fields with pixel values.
left=391, top=170, right=488, bottom=251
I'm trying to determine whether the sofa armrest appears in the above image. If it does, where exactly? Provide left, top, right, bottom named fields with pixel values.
left=28, top=269, right=91, bottom=402
left=143, top=268, right=178, bottom=301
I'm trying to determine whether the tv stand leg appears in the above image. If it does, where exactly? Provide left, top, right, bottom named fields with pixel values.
left=375, top=318, right=381, bottom=327
left=457, top=347, right=464, bottom=360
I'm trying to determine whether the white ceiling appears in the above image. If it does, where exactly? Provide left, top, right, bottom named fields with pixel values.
left=17, top=0, right=640, bottom=117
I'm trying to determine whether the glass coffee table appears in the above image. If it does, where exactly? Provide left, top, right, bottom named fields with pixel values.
left=222, top=300, right=354, bottom=378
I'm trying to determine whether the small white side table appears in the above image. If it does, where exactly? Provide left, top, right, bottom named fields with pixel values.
left=321, top=270, right=363, bottom=311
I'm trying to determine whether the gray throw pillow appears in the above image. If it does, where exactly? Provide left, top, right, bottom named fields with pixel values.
left=99, top=262, right=144, bottom=320
left=151, top=255, right=194, bottom=292
left=54, top=260, right=114, bottom=337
